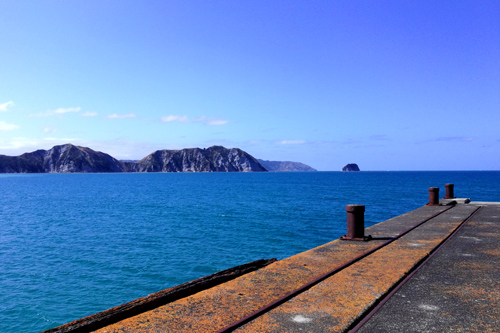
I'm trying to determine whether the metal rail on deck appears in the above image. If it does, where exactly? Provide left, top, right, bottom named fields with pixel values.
left=348, top=205, right=483, bottom=332
left=216, top=205, right=456, bottom=333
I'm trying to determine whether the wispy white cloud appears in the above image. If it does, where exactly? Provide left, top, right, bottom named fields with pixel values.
left=369, top=134, right=391, bottom=141
left=160, top=115, right=229, bottom=126
left=105, top=113, right=136, bottom=119
left=53, top=107, right=81, bottom=114
left=276, top=140, right=307, bottom=145
left=81, top=111, right=98, bottom=117
left=0, top=101, right=14, bottom=112
left=194, top=116, right=207, bottom=122
left=43, top=127, right=57, bottom=134
left=0, top=137, right=79, bottom=153
left=160, top=115, right=190, bottom=123
left=0, top=138, right=39, bottom=151
left=0, top=121, right=20, bottom=132
left=31, top=107, right=81, bottom=117
left=206, top=119, right=229, bottom=126
left=433, top=136, right=473, bottom=142
left=418, top=136, right=474, bottom=144
left=0, top=137, right=172, bottom=160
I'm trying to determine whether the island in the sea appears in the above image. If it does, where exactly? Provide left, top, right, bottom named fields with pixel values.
left=342, top=163, right=360, bottom=172
left=0, top=144, right=267, bottom=173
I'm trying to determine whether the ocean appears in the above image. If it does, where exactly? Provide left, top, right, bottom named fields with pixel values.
left=1, top=171, right=499, bottom=332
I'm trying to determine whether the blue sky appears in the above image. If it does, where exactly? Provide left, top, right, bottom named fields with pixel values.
left=1, top=1, right=498, bottom=170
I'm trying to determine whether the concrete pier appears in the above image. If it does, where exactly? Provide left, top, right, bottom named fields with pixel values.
left=45, top=197, right=500, bottom=333
left=356, top=202, right=500, bottom=332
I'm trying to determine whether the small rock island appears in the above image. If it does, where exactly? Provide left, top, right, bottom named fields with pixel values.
left=342, top=163, right=360, bottom=172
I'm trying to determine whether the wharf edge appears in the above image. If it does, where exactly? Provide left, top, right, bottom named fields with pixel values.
left=44, top=188, right=500, bottom=332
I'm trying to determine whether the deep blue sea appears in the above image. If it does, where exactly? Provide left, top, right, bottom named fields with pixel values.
left=1, top=171, right=499, bottom=332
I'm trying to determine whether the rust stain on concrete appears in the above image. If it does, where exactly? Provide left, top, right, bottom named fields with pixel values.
left=94, top=236, right=386, bottom=332
left=234, top=218, right=465, bottom=332
left=438, top=276, right=500, bottom=332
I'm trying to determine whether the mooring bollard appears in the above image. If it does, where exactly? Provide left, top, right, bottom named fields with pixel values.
left=445, top=183, right=454, bottom=199
left=340, top=204, right=371, bottom=241
left=428, top=187, right=440, bottom=206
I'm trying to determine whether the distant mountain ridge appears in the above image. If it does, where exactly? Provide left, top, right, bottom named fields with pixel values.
left=257, top=159, right=316, bottom=172
left=0, top=144, right=267, bottom=173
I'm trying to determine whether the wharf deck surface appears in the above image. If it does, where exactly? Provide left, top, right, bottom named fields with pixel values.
left=48, top=200, right=500, bottom=333
left=357, top=202, right=500, bottom=332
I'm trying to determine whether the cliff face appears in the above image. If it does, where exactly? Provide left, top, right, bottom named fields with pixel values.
left=0, top=144, right=127, bottom=173
left=45, top=144, right=127, bottom=172
left=0, top=144, right=266, bottom=173
left=257, top=159, right=316, bottom=172
left=135, top=146, right=266, bottom=172
left=342, top=163, right=360, bottom=172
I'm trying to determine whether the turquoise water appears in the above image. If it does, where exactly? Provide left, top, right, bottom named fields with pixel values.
left=1, top=171, right=499, bottom=332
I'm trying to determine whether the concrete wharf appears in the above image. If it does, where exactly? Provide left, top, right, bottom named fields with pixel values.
left=45, top=185, right=500, bottom=332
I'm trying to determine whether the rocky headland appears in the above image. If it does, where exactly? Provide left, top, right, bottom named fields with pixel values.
left=0, top=144, right=126, bottom=173
left=0, top=144, right=267, bottom=173
left=130, top=146, right=266, bottom=172
left=257, top=159, right=316, bottom=172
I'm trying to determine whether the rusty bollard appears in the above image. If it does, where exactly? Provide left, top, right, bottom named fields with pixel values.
left=340, top=204, right=371, bottom=241
left=444, top=183, right=455, bottom=199
left=428, top=187, right=440, bottom=206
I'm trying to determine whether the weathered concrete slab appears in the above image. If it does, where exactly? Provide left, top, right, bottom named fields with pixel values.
left=89, top=206, right=458, bottom=332
left=233, top=205, right=479, bottom=332
left=357, top=204, right=500, bottom=332
left=91, top=224, right=390, bottom=332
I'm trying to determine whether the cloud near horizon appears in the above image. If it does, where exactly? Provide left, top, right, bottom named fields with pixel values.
left=0, top=101, right=14, bottom=112
left=0, top=137, right=79, bottom=152
left=105, top=113, right=136, bottom=119
left=434, top=136, right=473, bottom=142
left=160, top=115, right=228, bottom=126
left=30, top=107, right=82, bottom=117
left=369, top=134, right=391, bottom=141
left=81, top=111, right=98, bottom=117
left=0, top=137, right=170, bottom=161
left=206, top=119, right=229, bottom=126
left=43, top=127, right=57, bottom=134
left=416, top=136, right=474, bottom=144
left=0, top=121, right=20, bottom=132
left=276, top=140, right=307, bottom=145
left=160, top=115, right=190, bottom=123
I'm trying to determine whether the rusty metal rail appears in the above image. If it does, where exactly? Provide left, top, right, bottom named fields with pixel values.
left=216, top=205, right=456, bottom=333
left=348, top=205, right=483, bottom=332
